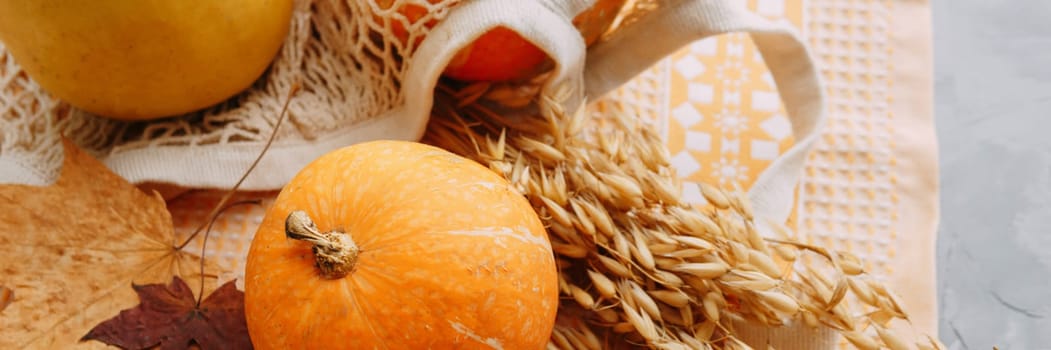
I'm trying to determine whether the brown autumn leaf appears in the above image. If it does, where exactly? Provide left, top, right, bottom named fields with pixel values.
left=82, top=277, right=251, bottom=350
left=0, top=140, right=223, bottom=349
left=1, top=285, right=11, bottom=312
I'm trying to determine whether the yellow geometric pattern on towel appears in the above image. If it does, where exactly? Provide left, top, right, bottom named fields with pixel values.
left=664, top=0, right=802, bottom=193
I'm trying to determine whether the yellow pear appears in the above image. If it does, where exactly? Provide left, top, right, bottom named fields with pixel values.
left=0, top=0, right=293, bottom=120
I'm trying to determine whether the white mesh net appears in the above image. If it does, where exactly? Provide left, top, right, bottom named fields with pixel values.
left=1, top=0, right=479, bottom=187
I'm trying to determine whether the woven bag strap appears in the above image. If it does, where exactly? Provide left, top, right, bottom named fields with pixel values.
left=584, top=0, right=827, bottom=223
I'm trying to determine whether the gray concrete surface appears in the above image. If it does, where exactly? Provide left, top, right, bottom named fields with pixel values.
left=934, top=0, right=1051, bottom=349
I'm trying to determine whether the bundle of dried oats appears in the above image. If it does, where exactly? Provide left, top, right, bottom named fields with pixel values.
left=423, top=84, right=943, bottom=350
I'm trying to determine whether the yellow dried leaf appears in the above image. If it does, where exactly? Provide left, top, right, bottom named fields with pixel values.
left=0, top=140, right=222, bottom=349
left=0, top=286, right=11, bottom=312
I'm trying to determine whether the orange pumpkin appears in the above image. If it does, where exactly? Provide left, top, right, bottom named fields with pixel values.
left=443, top=0, right=628, bottom=82
left=374, top=0, right=444, bottom=43
left=442, top=26, right=550, bottom=82
left=244, top=141, right=559, bottom=349
left=375, top=0, right=626, bottom=82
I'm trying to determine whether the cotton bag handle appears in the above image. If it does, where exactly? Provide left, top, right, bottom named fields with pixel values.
left=401, top=0, right=593, bottom=140
left=584, top=0, right=827, bottom=223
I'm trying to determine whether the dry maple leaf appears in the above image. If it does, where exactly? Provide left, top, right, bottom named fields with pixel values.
left=0, top=140, right=222, bottom=349
left=1, top=285, right=11, bottom=312
left=82, top=277, right=251, bottom=350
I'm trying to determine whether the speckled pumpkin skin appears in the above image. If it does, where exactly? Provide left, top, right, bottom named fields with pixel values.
left=244, top=141, right=558, bottom=349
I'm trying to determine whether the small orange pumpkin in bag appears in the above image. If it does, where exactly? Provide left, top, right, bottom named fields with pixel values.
left=444, top=0, right=628, bottom=81
left=376, top=0, right=627, bottom=82
left=244, top=141, right=559, bottom=349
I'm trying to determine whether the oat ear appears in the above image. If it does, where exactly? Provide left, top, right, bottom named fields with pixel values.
left=423, top=81, right=932, bottom=349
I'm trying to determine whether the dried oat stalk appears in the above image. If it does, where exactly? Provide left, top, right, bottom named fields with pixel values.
left=422, top=86, right=944, bottom=350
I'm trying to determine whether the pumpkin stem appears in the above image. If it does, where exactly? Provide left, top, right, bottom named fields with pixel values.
left=285, top=210, right=359, bottom=279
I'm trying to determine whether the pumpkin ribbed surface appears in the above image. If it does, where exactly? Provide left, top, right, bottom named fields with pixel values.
left=245, top=140, right=558, bottom=349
